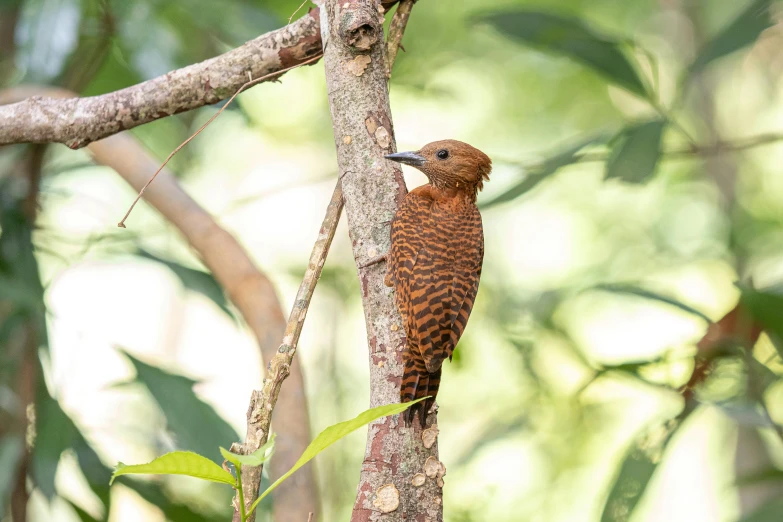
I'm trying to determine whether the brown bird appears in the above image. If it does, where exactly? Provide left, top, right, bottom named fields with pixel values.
left=383, top=140, right=491, bottom=427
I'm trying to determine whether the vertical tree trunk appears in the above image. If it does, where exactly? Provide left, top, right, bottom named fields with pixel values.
left=318, top=1, right=444, bottom=520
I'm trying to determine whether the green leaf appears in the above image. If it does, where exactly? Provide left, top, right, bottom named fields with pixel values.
left=31, top=391, right=79, bottom=500
left=0, top=435, right=24, bottom=514
left=65, top=500, right=101, bottom=522
left=736, top=467, right=783, bottom=487
left=592, top=283, right=712, bottom=323
left=479, top=10, right=648, bottom=98
left=481, top=133, right=610, bottom=209
left=220, top=434, right=276, bottom=468
left=601, top=418, right=685, bottom=522
left=689, top=0, right=773, bottom=74
left=741, top=497, right=783, bottom=522
left=605, top=121, right=665, bottom=184
left=739, top=285, right=783, bottom=345
left=110, top=451, right=236, bottom=486
left=247, top=398, right=427, bottom=517
left=136, top=249, right=233, bottom=319
left=120, top=351, right=239, bottom=464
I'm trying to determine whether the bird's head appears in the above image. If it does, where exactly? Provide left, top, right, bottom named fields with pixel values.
left=385, top=139, right=492, bottom=199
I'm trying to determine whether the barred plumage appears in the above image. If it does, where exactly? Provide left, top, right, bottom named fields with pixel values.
left=384, top=140, right=491, bottom=427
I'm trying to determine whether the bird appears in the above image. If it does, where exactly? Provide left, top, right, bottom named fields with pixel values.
left=383, top=139, right=491, bottom=427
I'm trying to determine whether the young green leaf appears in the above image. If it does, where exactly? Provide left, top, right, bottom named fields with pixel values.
left=246, top=398, right=427, bottom=517
left=605, top=120, right=665, bottom=183
left=110, top=451, right=236, bottom=486
left=220, top=434, right=276, bottom=468
left=478, top=10, right=648, bottom=98
left=689, top=0, right=773, bottom=75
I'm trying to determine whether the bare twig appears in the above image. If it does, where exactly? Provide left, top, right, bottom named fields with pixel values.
left=116, top=54, right=323, bottom=228
left=289, top=0, right=311, bottom=24
left=386, top=0, right=415, bottom=77
left=232, top=182, right=344, bottom=522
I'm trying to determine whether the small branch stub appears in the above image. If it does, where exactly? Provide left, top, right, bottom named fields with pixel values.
left=373, top=484, right=400, bottom=513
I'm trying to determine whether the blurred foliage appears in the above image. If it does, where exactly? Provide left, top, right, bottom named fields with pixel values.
left=2, top=0, right=783, bottom=521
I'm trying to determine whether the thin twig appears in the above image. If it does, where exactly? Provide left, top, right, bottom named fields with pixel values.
left=385, top=0, right=414, bottom=77
left=281, top=182, right=343, bottom=358
left=289, top=0, right=310, bottom=24
left=117, top=53, right=323, bottom=228
left=233, top=182, right=343, bottom=522
left=307, top=512, right=314, bottom=522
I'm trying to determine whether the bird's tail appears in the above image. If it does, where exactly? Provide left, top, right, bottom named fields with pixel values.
left=400, top=353, right=441, bottom=428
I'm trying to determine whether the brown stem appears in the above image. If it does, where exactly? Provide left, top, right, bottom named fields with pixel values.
left=8, top=144, right=47, bottom=522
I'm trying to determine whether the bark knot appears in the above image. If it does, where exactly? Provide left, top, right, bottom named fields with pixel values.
left=339, top=6, right=379, bottom=51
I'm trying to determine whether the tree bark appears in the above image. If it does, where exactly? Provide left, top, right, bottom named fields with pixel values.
left=318, top=1, right=444, bottom=520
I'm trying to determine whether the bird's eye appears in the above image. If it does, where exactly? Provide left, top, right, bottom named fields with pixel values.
left=436, top=149, right=449, bottom=160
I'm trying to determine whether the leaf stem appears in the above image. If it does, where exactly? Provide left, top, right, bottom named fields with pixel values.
left=236, top=463, right=246, bottom=522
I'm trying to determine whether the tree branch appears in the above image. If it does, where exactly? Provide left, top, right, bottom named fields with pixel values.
left=317, top=0, right=443, bottom=520
left=232, top=182, right=344, bottom=522
left=0, top=9, right=323, bottom=148
left=0, top=1, right=405, bottom=149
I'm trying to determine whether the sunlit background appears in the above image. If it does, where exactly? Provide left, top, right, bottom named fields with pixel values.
left=2, top=0, right=783, bottom=521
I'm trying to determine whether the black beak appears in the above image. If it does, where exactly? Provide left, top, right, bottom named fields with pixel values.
left=384, top=151, right=425, bottom=167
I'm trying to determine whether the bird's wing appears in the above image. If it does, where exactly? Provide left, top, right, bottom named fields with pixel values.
left=388, top=192, right=432, bottom=341
left=408, top=205, right=484, bottom=373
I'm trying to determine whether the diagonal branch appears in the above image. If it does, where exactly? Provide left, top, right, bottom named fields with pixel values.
left=0, top=10, right=324, bottom=148
left=0, top=1, right=404, bottom=149
left=231, top=182, right=344, bottom=522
